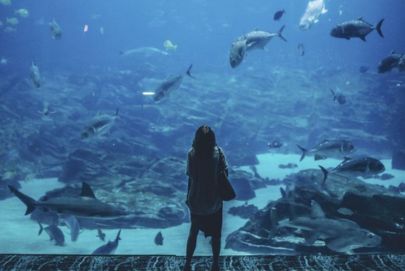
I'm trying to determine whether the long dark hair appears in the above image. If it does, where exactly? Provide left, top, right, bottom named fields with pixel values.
left=192, top=125, right=216, bottom=159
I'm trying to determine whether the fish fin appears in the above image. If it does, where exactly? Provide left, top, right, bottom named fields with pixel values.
left=318, top=165, right=328, bottom=185
left=8, top=185, right=37, bottom=215
left=314, top=154, right=326, bottom=161
left=277, top=25, right=287, bottom=42
left=360, top=36, right=367, bottom=42
left=186, top=64, right=195, bottom=78
left=38, top=222, right=43, bottom=236
left=310, top=200, right=325, bottom=218
left=296, top=145, right=307, bottom=162
left=80, top=182, right=96, bottom=198
left=376, top=19, right=384, bottom=38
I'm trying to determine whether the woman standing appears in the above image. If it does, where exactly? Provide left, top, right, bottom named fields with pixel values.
left=183, top=125, right=228, bottom=271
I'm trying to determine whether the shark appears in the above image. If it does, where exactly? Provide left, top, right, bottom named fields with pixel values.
left=278, top=200, right=381, bottom=254
left=8, top=182, right=128, bottom=218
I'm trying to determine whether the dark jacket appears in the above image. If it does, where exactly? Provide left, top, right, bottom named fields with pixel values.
left=186, top=146, right=228, bottom=215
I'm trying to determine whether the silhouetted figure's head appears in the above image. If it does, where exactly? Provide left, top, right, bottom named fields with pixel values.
left=192, top=125, right=216, bottom=159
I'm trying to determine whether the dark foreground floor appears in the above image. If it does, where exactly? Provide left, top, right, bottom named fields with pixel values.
left=0, top=254, right=405, bottom=271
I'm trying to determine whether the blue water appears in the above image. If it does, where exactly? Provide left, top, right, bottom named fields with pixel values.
left=1, top=0, right=404, bottom=73
left=0, top=0, right=405, bottom=256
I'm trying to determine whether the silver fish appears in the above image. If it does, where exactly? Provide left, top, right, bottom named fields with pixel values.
left=297, top=139, right=354, bottom=161
left=319, top=156, right=385, bottom=184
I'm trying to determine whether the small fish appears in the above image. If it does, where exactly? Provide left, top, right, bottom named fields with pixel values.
left=273, top=9, right=285, bottom=21
left=15, top=8, right=29, bottom=18
left=319, top=156, right=385, bottom=184
left=297, top=139, right=354, bottom=162
left=330, top=88, right=346, bottom=105
left=97, top=229, right=106, bottom=241
left=92, top=230, right=121, bottom=255
left=163, top=40, right=177, bottom=51
left=154, top=231, right=164, bottom=246
left=297, top=43, right=305, bottom=56
left=30, top=62, right=41, bottom=88
left=39, top=223, right=65, bottom=246
left=330, top=17, right=384, bottom=41
left=6, top=17, right=19, bottom=26
left=49, top=19, right=62, bottom=39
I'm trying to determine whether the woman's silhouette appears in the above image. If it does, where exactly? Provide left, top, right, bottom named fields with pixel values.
left=183, top=125, right=228, bottom=271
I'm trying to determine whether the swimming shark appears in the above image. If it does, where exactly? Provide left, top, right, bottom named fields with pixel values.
left=92, top=230, right=121, bottom=255
left=8, top=182, right=128, bottom=218
left=278, top=200, right=381, bottom=254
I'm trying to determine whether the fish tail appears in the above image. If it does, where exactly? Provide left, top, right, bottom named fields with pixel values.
left=376, top=19, right=384, bottom=38
left=318, top=165, right=329, bottom=185
left=8, top=185, right=37, bottom=215
left=277, top=25, right=287, bottom=42
left=186, top=64, right=194, bottom=78
left=297, top=144, right=307, bottom=161
left=116, top=229, right=122, bottom=242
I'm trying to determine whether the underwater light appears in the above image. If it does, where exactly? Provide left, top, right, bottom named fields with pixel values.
left=142, top=91, right=155, bottom=96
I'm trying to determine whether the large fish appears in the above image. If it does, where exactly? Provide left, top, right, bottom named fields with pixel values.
left=278, top=200, right=381, bottom=254
left=330, top=17, right=384, bottom=41
left=299, top=0, right=328, bottom=30
left=92, top=230, right=121, bottom=255
left=8, top=182, right=128, bottom=218
left=229, top=26, right=286, bottom=68
left=297, top=139, right=354, bottom=161
left=319, top=156, right=385, bottom=184
left=81, top=109, right=118, bottom=139
left=153, top=65, right=193, bottom=102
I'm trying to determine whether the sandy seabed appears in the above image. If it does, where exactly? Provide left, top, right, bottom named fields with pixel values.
left=0, top=153, right=403, bottom=255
